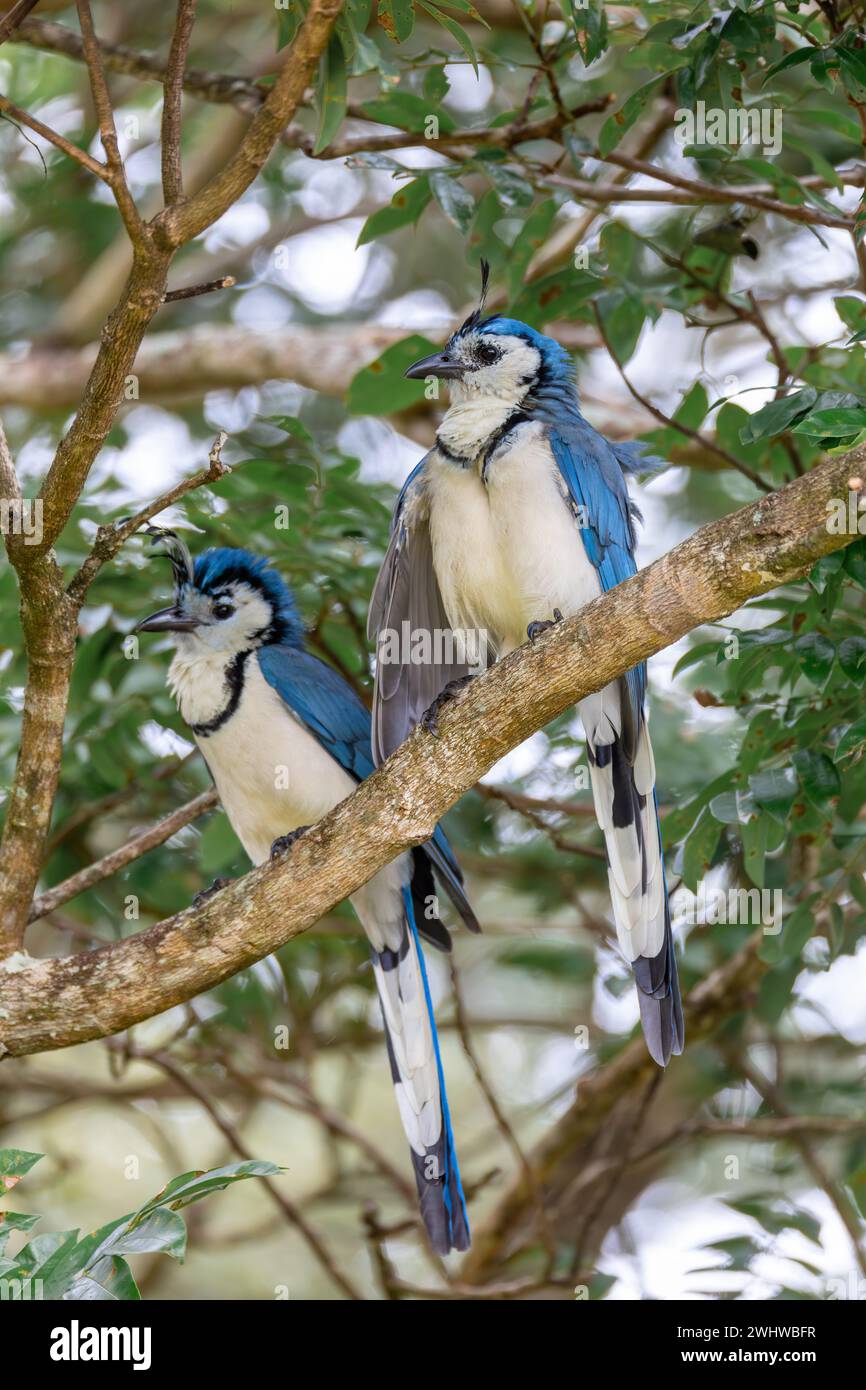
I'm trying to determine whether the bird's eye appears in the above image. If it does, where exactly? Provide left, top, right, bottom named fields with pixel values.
left=213, top=602, right=235, bottom=621
left=476, top=341, right=499, bottom=365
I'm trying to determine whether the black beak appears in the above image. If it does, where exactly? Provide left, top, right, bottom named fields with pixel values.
left=404, top=349, right=465, bottom=380
left=136, top=605, right=200, bottom=633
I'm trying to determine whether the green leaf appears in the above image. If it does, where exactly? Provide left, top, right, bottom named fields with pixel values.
left=138, top=1160, right=283, bottom=1214
left=596, top=292, right=646, bottom=364
left=792, top=749, right=840, bottom=804
left=0, top=1149, right=43, bottom=1189
left=845, top=540, right=866, bottom=587
left=66, top=1260, right=139, bottom=1302
left=709, top=789, right=757, bottom=824
left=682, top=808, right=722, bottom=892
left=507, top=199, right=556, bottom=300
left=762, top=46, right=815, bottom=83
left=757, top=958, right=801, bottom=1024
left=430, top=172, right=475, bottom=232
left=849, top=873, right=866, bottom=911
left=738, top=388, right=817, bottom=443
left=748, top=766, right=798, bottom=821
left=418, top=1, right=479, bottom=75
left=277, top=2, right=306, bottom=49
left=105, top=1207, right=188, bottom=1262
left=485, top=163, right=534, bottom=209
left=839, top=636, right=866, bottom=681
left=792, top=407, right=866, bottom=437
left=347, top=333, right=439, bottom=414
left=836, top=714, right=866, bottom=764
left=313, top=37, right=347, bottom=155
left=357, top=176, right=431, bottom=246
left=795, top=631, right=835, bottom=685
left=423, top=66, right=450, bottom=104
left=0, top=1210, right=39, bottom=1255
left=361, top=92, right=455, bottom=134
left=741, top=811, right=769, bottom=888
left=376, top=0, right=415, bottom=42
left=599, top=76, right=666, bottom=158
left=569, top=0, right=609, bottom=63
left=662, top=771, right=737, bottom=847
left=672, top=639, right=723, bottom=678
left=268, top=414, right=315, bottom=447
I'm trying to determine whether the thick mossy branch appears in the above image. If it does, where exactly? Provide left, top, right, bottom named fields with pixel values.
left=0, top=450, right=860, bottom=1059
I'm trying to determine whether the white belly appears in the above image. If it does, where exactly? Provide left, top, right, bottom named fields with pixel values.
left=197, top=659, right=356, bottom=865
left=194, top=657, right=407, bottom=951
left=486, top=428, right=602, bottom=650
left=426, top=427, right=601, bottom=656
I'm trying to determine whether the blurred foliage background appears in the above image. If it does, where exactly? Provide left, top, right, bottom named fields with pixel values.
left=2, top=0, right=866, bottom=1300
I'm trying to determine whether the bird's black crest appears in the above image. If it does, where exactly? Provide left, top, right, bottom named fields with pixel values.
left=144, top=525, right=194, bottom=593
left=455, top=257, right=491, bottom=338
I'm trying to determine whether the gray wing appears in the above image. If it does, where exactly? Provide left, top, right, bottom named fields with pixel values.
left=368, top=457, right=473, bottom=765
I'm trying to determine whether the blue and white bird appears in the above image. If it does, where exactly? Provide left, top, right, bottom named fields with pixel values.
left=138, top=534, right=475, bottom=1252
left=368, top=266, right=684, bottom=1066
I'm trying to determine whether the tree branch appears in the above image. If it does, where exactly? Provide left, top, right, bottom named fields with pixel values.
left=0, top=0, right=39, bottom=47
left=0, top=9, right=347, bottom=957
left=461, top=931, right=767, bottom=1282
left=0, top=450, right=860, bottom=1056
left=0, top=322, right=598, bottom=411
left=67, top=430, right=230, bottom=602
left=75, top=0, right=145, bottom=246
left=544, top=170, right=854, bottom=231
left=28, top=788, right=219, bottom=925
left=0, top=91, right=109, bottom=181
left=160, top=0, right=198, bottom=205
left=154, top=0, right=344, bottom=248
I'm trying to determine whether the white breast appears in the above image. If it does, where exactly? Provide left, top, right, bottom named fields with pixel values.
left=195, top=658, right=357, bottom=866
left=425, top=425, right=602, bottom=657
left=425, top=454, right=522, bottom=651
left=485, top=426, right=602, bottom=652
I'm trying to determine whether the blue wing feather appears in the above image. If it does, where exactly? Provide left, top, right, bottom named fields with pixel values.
left=257, top=644, right=375, bottom=783
left=256, top=644, right=478, bottom=934
left=547, top=422, right=646, bottom=724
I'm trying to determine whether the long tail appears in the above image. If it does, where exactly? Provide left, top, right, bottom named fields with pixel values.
left=369, top=886, right=470, bottom=1253
left=583, top=680, right=684, bottom=1066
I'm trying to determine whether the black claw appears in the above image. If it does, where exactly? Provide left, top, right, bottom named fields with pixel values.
left=527, top=608, right=564, bottom=643
left=193, top=876, right=232, bottom=908
left=270, top=826, right=310, bottom=860
left=420, top=675, right=475, bottom=737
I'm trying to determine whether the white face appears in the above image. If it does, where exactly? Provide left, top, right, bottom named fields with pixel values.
left=447, top=331, right=541, bottom=406
left=175, top=580, right=275, bottom=656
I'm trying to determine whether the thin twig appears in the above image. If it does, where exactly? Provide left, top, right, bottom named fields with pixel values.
left=28, top=788, right=219, bottom=924
left=144, top=1049, right=363, bottom=1300
left=46, top=752, right=194, bottom=852
left=591, top=301, right=772, bottom=493
left=545, top=170, right=853, bottom=231
left=0, top=92, right=109, bottom=181
left=0, top=0, right=41, bottom=48
left=737, top=1052, right=866, bottom=1281
left=67, top=431, right=230, bottom=601
left=163, top=274, right=236, bottom=303
left=161, top=0, right=198, bottom=205
left=75, top=0, right=145, bottom=244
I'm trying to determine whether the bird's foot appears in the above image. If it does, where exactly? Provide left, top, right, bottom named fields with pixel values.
left=527, top=608, right=564, bottom=643
left=421, top=675, right=475, bottom=738
left=270, top=826, right=310, bottom=860
left=193, top=876, right=232, bottom=908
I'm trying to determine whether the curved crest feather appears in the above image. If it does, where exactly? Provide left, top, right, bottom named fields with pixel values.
left=144, top=525, right=194, bottom=594
left=456, top=257, right=491, bottom=338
